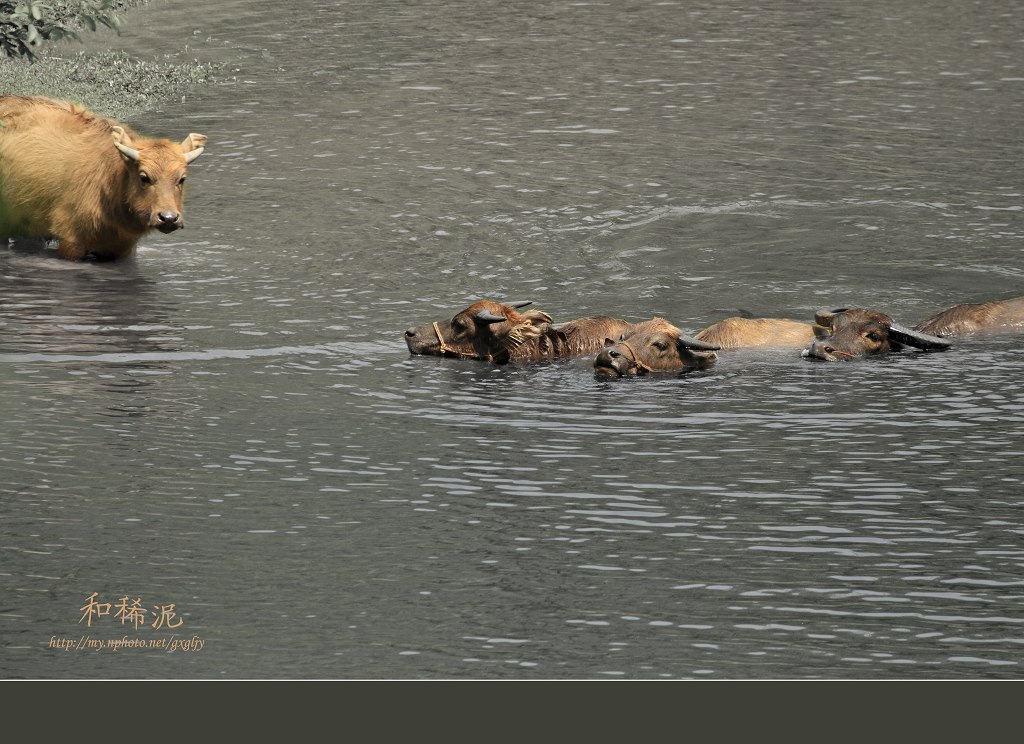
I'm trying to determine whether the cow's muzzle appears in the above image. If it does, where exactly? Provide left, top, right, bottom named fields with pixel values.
left=154, top=211, right=183, bottom=233
left=801, top=342, right=855, bottom=362
left=593, top=347, right=635, bottom=377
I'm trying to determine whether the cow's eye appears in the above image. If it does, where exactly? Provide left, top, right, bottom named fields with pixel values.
left=452, top=320, right=466, bottom=332
left=140, top=172, right=154, bottom=185
left=177, top=175, right=187, bottom=186
left=653, top=340, right=668, bottom=351
left=866, top=331, right=883, bottom=343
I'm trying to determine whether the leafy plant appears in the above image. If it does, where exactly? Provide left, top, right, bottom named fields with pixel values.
left=1, top=0, right=123, bottom=60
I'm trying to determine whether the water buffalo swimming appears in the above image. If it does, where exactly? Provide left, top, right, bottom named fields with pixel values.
left=802, top=307, right=951, bottom=361
left=406, top=296, right=1024, bottom=372
left=404, top=299, right=632, bottom=364
left=593, top=318, right=721, bottom=377
left=802, top=297, right=1024, bottom=361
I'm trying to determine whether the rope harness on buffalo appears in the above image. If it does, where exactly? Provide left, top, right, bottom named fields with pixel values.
left=618, top=340, right=655, bottom=373
left=432, top=321, right=494, bottom=361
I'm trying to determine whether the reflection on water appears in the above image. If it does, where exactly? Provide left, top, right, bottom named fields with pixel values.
left=2, top=0, right=1023, bottom=679
left=0, top=247, right=176, bottom=355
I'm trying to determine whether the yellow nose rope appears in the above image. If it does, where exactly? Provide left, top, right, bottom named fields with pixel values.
left=432, top=321, right=494, bottom=361
left=618, top=340, right=655, bottom=373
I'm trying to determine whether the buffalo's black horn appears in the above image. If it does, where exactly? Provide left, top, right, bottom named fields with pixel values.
left=679, top=334, right=721, bottom=351
left=508, top=301, right=533, bottom=309
left=475, top=310, right=508, bottom=323
left=888, top=323, right=952, bottom=350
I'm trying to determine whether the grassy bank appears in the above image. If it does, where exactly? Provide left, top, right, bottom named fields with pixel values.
left=0, top=50, right=222, bottom=120
left=0, top=2, right=222, bottom=120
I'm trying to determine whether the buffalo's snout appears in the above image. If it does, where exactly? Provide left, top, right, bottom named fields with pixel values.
left=405, top=324, right=440, bottom=355
left=594, top=346, right=633, bottom=377
left=803, top=340, right=848, bottom=361
left=154, top=210, right=182, bottom=233
left=405, top=327, right=421, bottom=352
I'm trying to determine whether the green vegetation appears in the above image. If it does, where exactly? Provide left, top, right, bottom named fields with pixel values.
left=0, top=2, right=222, bottom=119
left=1, top=1, right=125, bottom=60
left=0, top=49, right=222, bottom=119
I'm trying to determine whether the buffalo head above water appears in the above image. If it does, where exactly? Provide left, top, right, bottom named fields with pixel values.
left=594, top=318, right=720, bottom=377
left=404, top=300, right=552, bottom=363
left=802, top=307, right=951, bottom=361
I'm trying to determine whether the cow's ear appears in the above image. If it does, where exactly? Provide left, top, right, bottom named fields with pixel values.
left=503, top=321, right=544, bottom=351
left=181, top=133, right=208, bottom=152
left=181, top=134, right=207, bottom=164
left=520, top=309, right=552, bottom=327
left=111, top=125, right=134, bottom=147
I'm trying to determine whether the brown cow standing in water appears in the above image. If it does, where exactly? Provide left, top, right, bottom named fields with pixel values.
left=0, top=96, right=207, bottom=260
left=593, top=318, right=721, bottom=376
left=405, top=300, right=632, bottom=364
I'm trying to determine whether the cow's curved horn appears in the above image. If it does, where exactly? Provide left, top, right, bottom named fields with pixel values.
left=475, top=310, right=508, bottom=323
left=678, top=334, right=721, bottom=351
left=114, top=142, right=140, bottom=161
left=183, top=147, right=205, bottom=164
left=888, top=323, right=951, bottom=350
left=111, top=126, right=140, bottom=161
left=508, top=301, right=533, bottom=309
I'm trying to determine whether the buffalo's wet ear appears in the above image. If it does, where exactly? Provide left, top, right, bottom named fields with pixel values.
left=812, top=323, right=832, bottom=339
left=520, top=309, right=553, bottom=326
left=814, top=307, right=847, bottom=327
left=690, top=350, right=719, bottom=367
left=888, top=323, right=952, bottom=350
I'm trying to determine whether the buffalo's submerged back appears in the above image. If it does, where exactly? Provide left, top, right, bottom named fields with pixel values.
left=404, top=300, right=631, bottom=364
left=915, top=297, right=1024, bottom=337
left=694, top=316, right=817, bottom=349
left=0, top=95, right=207, bottom=261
